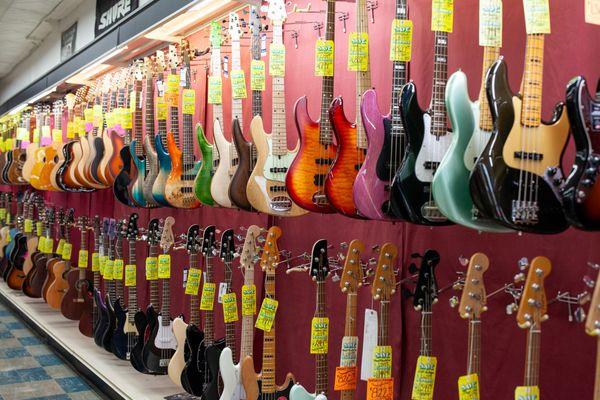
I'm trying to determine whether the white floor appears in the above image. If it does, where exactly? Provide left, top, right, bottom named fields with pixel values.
left=0, top=284, right=182, bottom=400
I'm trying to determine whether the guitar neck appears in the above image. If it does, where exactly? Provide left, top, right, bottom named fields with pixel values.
left=478, top=45, right=500, bottom=131
left=378, top=300, right=390, bottom=346
left=127, top=239, right=137, bottom=319
left=224, top=262, right=236, bottom=360
left=271, top=22, right=287, bottom=156
left=419, top=309, right=433, bottom=356
left=160, top=251, right=170, bottom=324
left=344, top=293, right=358, bottom=337
left=523, top=325, right=541, bottom=387
left=355, top=0, right=371, bottom=149
left=203, top=253, right=215, bottom=345
left=157, top=73, right=167, bottom=138
left=182, top=109, right=194, bottom=168
left=318, top=0, right=336, bottom=146
left=149, top=244, right=159, bottom=307
left=261, top=269, right=277, bottom=392
left=239, top=270, right=255, bottom=362
left=145, top=78, right=155, bottom=136
left=431, top=30, right=449, bottom=137
left=211, top=48, right=224, bottom=124
left=231, top=39, right=243, bottom=127
left=251, top=6, right=262, bottom=118
left=133, top=80, right=143, bottom=153
left=78, top=228, right=88, bottom=289
left=315, top=280, right=328, bottom=395
left=169, top=68, right=180, bottom=146
left=466, top=318, right=481, bottom=376
left=390, top=0, right=409, bottom=128
left=521, top=34, right=545, bottom=127
left=189, top=252, right=199, bottom=326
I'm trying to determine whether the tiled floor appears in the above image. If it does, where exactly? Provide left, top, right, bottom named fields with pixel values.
left=0, top=304, right=103, bottom=400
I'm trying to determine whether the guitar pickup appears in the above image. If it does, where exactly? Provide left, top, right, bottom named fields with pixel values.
left=315, top=158, right=333, bottom=166
left=423, top=161, right=440, bottom=170
left=269, top=167, right=288, bottom=173
left=514, top=151, right=543, bottom=161
left=269, top=185, right=286, bottom=193
left=313, top=174, right=326, bottom=185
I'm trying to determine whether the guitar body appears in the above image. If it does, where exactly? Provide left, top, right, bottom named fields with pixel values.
left=354, top=89, right=404, bottom=220
left=91, top=133, right=108, bottom=185
left=22, top=253, right=49, bottom=298
left=142, top=136, right=159, bottom=207
left=107, top=132, right=125, bottom=184
left=129, top=141, right=147, bottom=207
left=211, top=119, right=235, bottom=208
left=46, top=260, right=69, bottom=309
left=129, top=309, right=149, bottom=373
left=432, top=71, right=510, bottom=232
left=50, top=144, right=69, bottom=190
left=229, top=119, right=254, bottom=211
left=469, top=59, right=569, bottom=233
left=143, top=315, right=176, bottom=374
left=559, top=76, right=600, bottom=230
left=180, top=324, right=206, bottom=395
left=326, top=97, right=365, bottom=217
left=246, top=116, right=306, bottom=217
left=93, top=289, right=109, bottom=347
left=6, top=235, right=27, bottom=290
left=102, top=293, right=116, bottom=352
left=60, top=269, right=89, bottom=320
left=194, top=124, right=216, bottom=206
left=152, top=135, right=172, bottom=207
left=96, top=131, right=113, bottom=185
left=38, top=146, right=60, bottom=190
left=77, top=283, right=94, bottom=337
left=219, top=347, right=244, bottom=400
left=390, top=82, right=453, bottom=225
left=82, top=132, right=106, bottom=188
left=64, top=141, right=85, bottom=189
left=22, top=143, right=39, bottom=183
left=164, top=132, right=202, bottom=209
left=0, top=152, right=8, bottom=184
left=241, top=356, right=295, bottom=400
left=22, top=239, right=39, bottom=277
left=42, top=257, right=60, bottom=301
left=7, top=148, right=27, bottom=184
left=289, top=384, right=323, bottom=400
left=167, top=317, right=187, bottom=387
left=286, top=96, right=337, bottom=213
left=111, top=298, right=128, bottom=360
left=204, top=339, right=226, bottom=400
left=113, top=145, right=137, bottom=207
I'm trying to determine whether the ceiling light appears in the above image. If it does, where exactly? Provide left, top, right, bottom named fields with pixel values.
left=27, top=86, right=57, bottom=104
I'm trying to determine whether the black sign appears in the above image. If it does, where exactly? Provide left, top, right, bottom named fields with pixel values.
left=95, top=0, right=140, bottom=37
left=61, top=23, right=77, bottom=61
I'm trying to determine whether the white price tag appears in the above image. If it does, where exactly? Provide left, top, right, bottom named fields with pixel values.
left=361, top=309, right=378, bottom=380
left=218, top=282, right=228, bottom=303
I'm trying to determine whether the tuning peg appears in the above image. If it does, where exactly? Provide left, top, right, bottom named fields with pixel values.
left=584, top=275, right=596, bottom=288
left=575, top=306, right=587, bottom=323
left=257, top=236, right=266, bottom=244
left=337, top=252, right=346, bottom=261
left=449, top=296, right=459, bottom=308
left=331, top=272, right=340, bottom=283
left=339, top=242, right=348, bottom=249
left=518, top=257, right=529, bottom=270
left=458, top=255, right=469, bottom=267
left=453, top=281, right=464, bottom=291
left=514, top=272, right=526, bottom=284
left=506, top=303, right=518, bottom=315
left=588, top=261, right=600, bottom=270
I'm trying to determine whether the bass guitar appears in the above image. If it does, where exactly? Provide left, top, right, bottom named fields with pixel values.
left=93, top=218, right=111, bottom=347
left=100, top=218, right=118, bottom=353
left=111, top=219, right=129, bottom=359
left=585, top=262, right=600, bottom=399
left=119, top=213, right=140, bottom=360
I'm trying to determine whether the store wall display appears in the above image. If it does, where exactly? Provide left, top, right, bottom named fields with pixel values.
left=0, top=0, right=598, bottom=399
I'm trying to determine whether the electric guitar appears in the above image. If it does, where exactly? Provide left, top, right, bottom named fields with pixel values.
left=84, top=216, right=101, bottom=339
left=101, top=218, right=118, bottom=353
left=143, top=216, right=176, bottom=374
left=93, top=218, right=111, bottom=347
left=165, top=39, right=202, bottom=209
left=514, top=256, right=551, bottom=398
left=82, top=80, right=108, bottom=189
left=241, top=226, right=295, bottom=400
left=168, top=224, right=201, bottom=388
left=325, top=0, right=371, bottom=218
left=104, top=69, right=130, bottom=186
left=585, top=262, right=600, bottom=400
left=457, top=252, right=489, bottom=395
left=289, top=239, right=331, bottom=400
left=139, top=56, right=160, bottom=208
left=558, top=76, right=600, bottom=230
left=432, top=2, right=509, bottom=232
left=246, top=0, right=307, bottom=217
left=220, top=225, right=261, bottom=400
left=469, top=31, right=569, bottom=233
left=286, top=0, right=337, bottom=214
left=121, top=213, right=140, bottom=360
left=111, top=219, right=129, bottom=359
left=390, top=0, right=454, bottom=225
left=211, top=17, right=240, bottom=209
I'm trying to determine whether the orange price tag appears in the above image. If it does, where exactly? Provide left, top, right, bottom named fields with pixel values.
left=366, top=378, right=394, bottom=400
left=334, top=366, right=357, bottom=391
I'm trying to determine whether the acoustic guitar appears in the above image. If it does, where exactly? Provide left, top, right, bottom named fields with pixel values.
left=22, top=206, right=54, bottom=298
left=41, top=208, right=65, bottom=302
left=7, top=112, right=29, bottom=185
left=22, top=105, right=43, bottom=183
left=46, top=208, right=74, bottom=309
left=37, top=100, right=64, bottom=191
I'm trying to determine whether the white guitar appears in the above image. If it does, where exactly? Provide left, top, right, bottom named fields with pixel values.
left=219, top=225, right=261, bottom=400
left=210, top=13, right=242, bottom=208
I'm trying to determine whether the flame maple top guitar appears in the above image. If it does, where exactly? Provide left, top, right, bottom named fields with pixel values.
left=290, top=239, right=331, bottom=400
left=431, top=3, right=510, bottom=232
left=211, top=17, right=241, bottom=209
left=325, top=0, right=371, bottom=218
left=585, top=262, right=600, bottom=400
left=241, top=226, right=295, bottom=400
left=469, top=33, right=569, bottom=234
left=286, top=0, right=337, bottom=214
left=246, top=0, right=307, bottom=217
left=557, top=76, right=600, bottom=230
left=354, top=0, right=409, bottom=221
left=514, top=256, right=551, bottom=398
left=165, top=39, right=202, bottom=209
left=390, top=1, right=454, bottom=226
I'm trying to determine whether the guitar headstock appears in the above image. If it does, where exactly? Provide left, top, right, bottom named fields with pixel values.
left=250, top=4, right=262, bottom=37
left=310, top=239, right=329, bottom=283
left=586, top=267, right=600, bottom=336
left=201, top=225, right=216, bottom=256
left=267, top=0, right=287, bottom=23
left=458, top=253, right=489, bottom=320
left=77, top=215, right=88, bottom=231
left=180, top=39, right=194, bottom=66
left=371, top=243, right=398, bottom=301
left=517, top=256, right=551, bottom=328
left=210, top=21, right=222, bottom=49
left=228, top=12, right=242, bottom=41
left=133, top=59, right=144, bottom=81
left=65, top=93, right=77, bottom=111
left=66, top=208, right=74, bottom=227
left=92, top=215, right=100, bottom=238
left=167, top=45, right=179, bottom=70
left=160, top=216, right=175, bottom=253
left=116, top=218, right=126, bottom=240
left=143, top=56, right=154, bottom=79
left=340, top=239, right=365, bottom=294
left=240, top=225, right=261, bottom=272
left=156, top=50, right=166, bottom=72
left=126, top=213, right=138, bottom=241
left=147, top=218, right=160, bottom=246
left=413, top=250, right=441, bottom=311
left=260, top=226, right=282, bottom=273
left=186, top=224, right=200, bottom=253
left=219, top=229, right=235, bottom=264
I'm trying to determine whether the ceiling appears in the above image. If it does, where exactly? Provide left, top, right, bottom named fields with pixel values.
left=0, top=0, right=84, bottom=79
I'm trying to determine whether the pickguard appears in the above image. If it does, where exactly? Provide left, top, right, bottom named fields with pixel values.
left=463, top=101, right=493, bottom=171
left=415, top=113, right=453, bottom=182
left=263, top=138, right=296, bottom=181
left=153, top=316, right=177, bottom=350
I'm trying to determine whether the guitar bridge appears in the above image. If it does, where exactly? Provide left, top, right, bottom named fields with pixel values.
left=511, top=200, right=539, bottom=225
left=159, top=359, right=169, bottom=367
left=270, top=196, right=293, bottom=212
left=312, top=192, right=330, bottom=206
left=421, top=201, right=447, bottom=222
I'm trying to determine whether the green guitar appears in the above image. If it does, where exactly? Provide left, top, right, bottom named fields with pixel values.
left=194, top=124, right=215, bottom=206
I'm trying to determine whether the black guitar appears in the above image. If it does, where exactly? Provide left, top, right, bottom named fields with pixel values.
left=111, top=219, right=128, bottom=359
left=203, top=229, right=235, bottom=400
left=101, top=219, right=118, bottom=353
left=93, top=218, right=111, bottom=347
left=557, top=76, right=600, bottom=230
left=181, top=225, right=215, bottom=395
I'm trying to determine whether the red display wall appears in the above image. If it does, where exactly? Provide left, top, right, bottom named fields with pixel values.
left=5, top=0, right=600, bottom=399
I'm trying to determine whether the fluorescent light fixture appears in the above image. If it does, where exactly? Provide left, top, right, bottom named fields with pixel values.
left=27, top=86, right=57, bottom=104
left=65, top=46, right=128, bottom=84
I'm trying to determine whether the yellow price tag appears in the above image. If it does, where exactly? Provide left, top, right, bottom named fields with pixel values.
left=166, top=74, right=180, bottom=106
left=586, top=0, right=600, bottom=25
left=37, top=236, right=46, bottom=252
left=523, top=0, right=550, bottom=34
left=269, top=43, right=286, bottom=77
left=62, top=243, right=72, bottom=260
left=4, top=212, right=10, bottom=225
left=104, top=259, right=114, bottom=280
left=4, top=138, right=12, bottom=151
left=458, top=374, right=480, bottom=400
left=125, top=264, right=136, bottom=286
left=113, top=259, right=124, bottom=280
left=56, top=239, right=65, bottom=255
left=250, top=60, right=266, bottom=91
left=208, top=76, right=223, bottom=104
left=16, top=127, right=28, bottom=141
left=93, top=105, right=103, bottom=127
left=0, top=208, right=5, bottom=220
left=255, top=297, right=278, bottom=332
left=24, top=219, right=32, bottom=233
left=122, top=110, right=133, bottom=130
left=310, top=317, right=329, bottom=354
left=145, top=257, right=158, bottom=280
left=314, top=40, right=335, bottom=77
left=222, top=292, right=239, bottom=323
left=390, top=19, right=413, bottom=62
left=66, top=123, right=75, bottom=139
left=78, top=250, right=88, bottom=269
left=157, top=97, right=167, bottom=120
left=479, top=0, right=503, bottom=47
left=32, top=128, right=40, bottom=144
left=373, top=345, right=393, bottom=379
left=200, top=282, right=216, bottom=310
left=347, top=32, right=369, bottom=71
left=36, top=221, right=43, bottom=237
left=84, top=109, right=94, bottom=123
left=231, top=70, right=247, bottom=99
left=411, top=356, right=437, bottom=400
left=515, top=386, right=540, bottom=400
left=92, top=252, right=100, bottom=272
left=99, top=255, right=107, bottom=275
left=182, top=89, right=196, bottom=115
left=185, top=268, right=202, bottom=295
left=158, top=254, right=171, bottom=279
left=431, top=0, right=454, bottom=33
left=241, top=284, right=256, bottom=316
left=52, top=129, right=63, bottom=145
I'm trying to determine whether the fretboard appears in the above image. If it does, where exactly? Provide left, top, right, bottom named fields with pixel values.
left=182, top=107, right=194, bottom=169
left=115, top=237, right=124, bottom=301
left=145, top=77, right=155, bottom=136
left=231, top=38, right=243, bottom=127
left=149, top=244, right=159, bottom=308
left=203, top=253, right=215, bottom=345
left=318, top=0, right=336, bottom=146
left=315, top=280, right=328, bottom=395
left=132, top=80, right=143, bottom=154
left=169, top=68, right=180, bottom=147
left=77, top=227, right=88, bottom=296
left=251, top=10, right=262, bottom=118
left=521, top=34, right=545, bottom=127
left=189, top=252, right=199, bottom=326
left=160, top=250, right=170, bottom=326
left=390, top=0, right=409, bottom=137
left=224, top=262, right=237, bottom=361
left=240, top=266, right=255, bottom=362
left=127, top=239, right=137, bottom=320
left=431, top=30, right=449, bottom=137
left=271, top=22, right=287, bottom=156
left=344, top=293, right=358, bottom=337
left=157, top=73, right=167, bottom=143
left=524, top=325, right=541, bottom=387
left=211, top=48, right=224, bottom=126
left=467, top=318, right=481, bottom=376
left=261, top=270, right=277, bottom=392
left=378, top=301, right=390, bottom=346
left=419, top=310, right=433, bottom=356
left=354, top=0, right=371, bottom=149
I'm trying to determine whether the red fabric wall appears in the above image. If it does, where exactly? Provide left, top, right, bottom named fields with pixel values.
left=5, top=0, right=600, bottom=399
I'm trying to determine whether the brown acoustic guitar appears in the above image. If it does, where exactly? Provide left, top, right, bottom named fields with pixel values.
left=7, top=111, right=30, bottom=185
left=46, top=208, right=74, bottom=309
left=6, top=193, right=28, bottom=290
left=20, top=193, right=40, bottom=279
left=42, top=208, right=64, bottom=302
left=22, top=206, right=54, bottom=298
